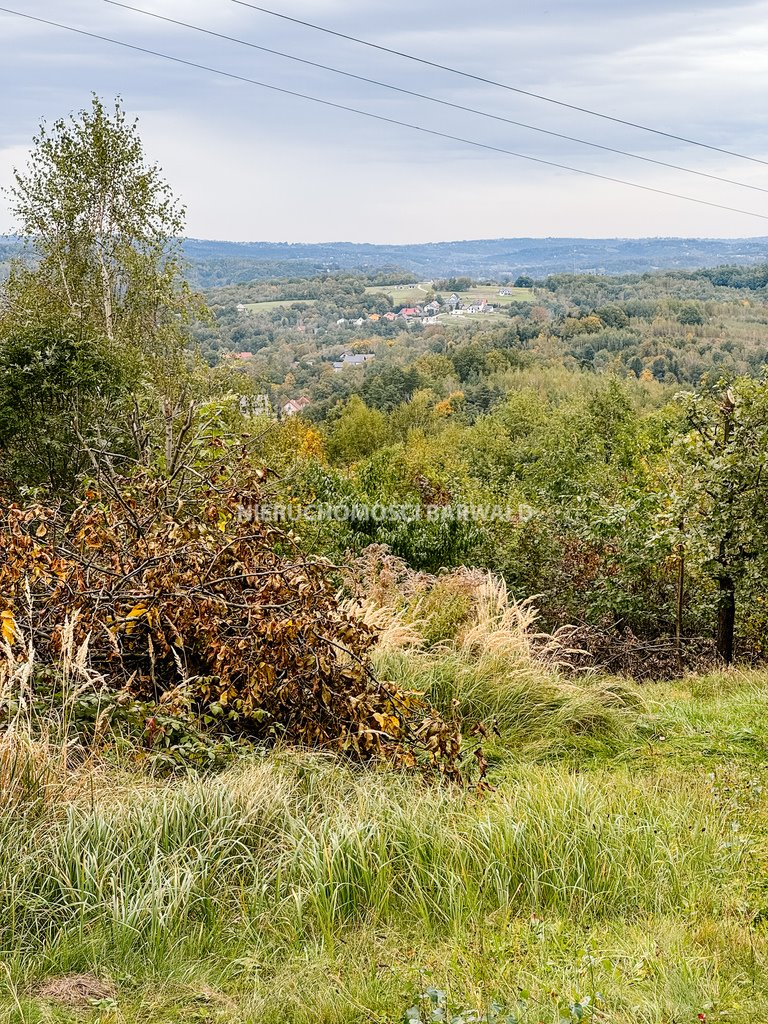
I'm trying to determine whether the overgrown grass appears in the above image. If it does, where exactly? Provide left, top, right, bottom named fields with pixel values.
left=0, top=722, right=766, bottom=1022
left=368, top=573, right=645, bottom=759
left=2, top=756, right=741, bottom=948
left=376, top=647, right=642, bottom=756
left=3, top=592, right=768, bottom=1021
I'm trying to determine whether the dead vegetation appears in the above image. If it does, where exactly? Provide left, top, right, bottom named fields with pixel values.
left=342, top=548, right=644, bottom=753
left=343, top=545, right=580, bottom=665
left=37, top=973, right=116, bottom=1007
left=344, top=544, right=720, bottom=680
left=0, top=466, right=462, bottom=774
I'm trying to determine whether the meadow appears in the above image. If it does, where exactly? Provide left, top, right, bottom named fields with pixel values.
left=240, top=299, right=313, bottom=313
left=361, top=284, right=535, bottom=307
left=453, top=286, right=536, bottom=306
left=3, top=586, right=768, bottom=1024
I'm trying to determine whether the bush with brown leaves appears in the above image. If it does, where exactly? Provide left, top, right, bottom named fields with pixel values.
left=0, top=463, right=461, bottom=772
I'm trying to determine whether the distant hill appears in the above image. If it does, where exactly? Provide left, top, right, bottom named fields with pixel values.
left=3, top=235, right=768, bottom=287
left=181, top=236, right=768, bottom=287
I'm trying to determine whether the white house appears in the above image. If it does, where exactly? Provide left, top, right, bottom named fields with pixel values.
left=283, top=396, right=311, bottom=416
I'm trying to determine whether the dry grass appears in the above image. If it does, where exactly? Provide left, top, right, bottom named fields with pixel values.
left=0, top=610, right=115, bottom=807
left=451, top=572, right=581, bottom=667
left=0, top=728, right=65, bottom=808
left=346, top=555, right=581, bottom=664
left=354, top=567, right=643, bottom=747
left=37, top=973, right=116, bottom=1007
left=339, top=596, right=425, bottom=652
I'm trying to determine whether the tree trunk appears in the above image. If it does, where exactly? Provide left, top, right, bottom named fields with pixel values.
left=716, top=575, right=735, bottom=664
left=675, top=540, right=685, bottom=674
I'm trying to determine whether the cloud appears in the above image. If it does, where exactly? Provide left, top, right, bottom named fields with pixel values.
left=0, top=0, right=767, bottom=241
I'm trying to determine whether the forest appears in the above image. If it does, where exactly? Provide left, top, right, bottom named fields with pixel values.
left=2, top=98, right=768, bottom=1024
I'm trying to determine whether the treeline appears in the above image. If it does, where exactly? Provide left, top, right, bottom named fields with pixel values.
left=250, top=368, right=768, bottom=669
left=200, top=264, right=768, bottom=418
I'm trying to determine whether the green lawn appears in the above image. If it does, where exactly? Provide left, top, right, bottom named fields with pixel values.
left=4, top=669, right=768, bottom=1022
left=459, top=286, right=535, bottom=306
left=363, top=284, right=429, bottom=305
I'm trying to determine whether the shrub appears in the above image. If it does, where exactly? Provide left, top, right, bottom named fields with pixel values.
left=0, top=463, right=461, bottom=773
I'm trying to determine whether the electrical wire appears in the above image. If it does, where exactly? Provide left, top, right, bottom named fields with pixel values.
left=230, top=0, right=768, bottom=168
left=102, top=0, right=768, bottom=196
left=2, top=5, right=768, bottom=223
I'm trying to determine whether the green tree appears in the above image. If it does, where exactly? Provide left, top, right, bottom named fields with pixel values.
left=666, top=379, right=768, bottom=663
left=6, top=96, right=196, bottom=360
left=595, top=304, right=630, bottom=329
left=678, top=302, right=704, bottom=326
left=0, top=315, right=127, bottom=490
left=0, top=96, right=201, bottom=490
left=326, top=396, right=389, bottom=464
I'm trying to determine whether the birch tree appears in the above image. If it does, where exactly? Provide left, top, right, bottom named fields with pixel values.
left=0, top=96, right=201, bottom=490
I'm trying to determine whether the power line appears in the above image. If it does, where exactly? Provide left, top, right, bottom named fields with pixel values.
left=2, top=6, right=768, bottom=224
left=230, top=0, right=768, bottom=170
left=102, top=0, right=768, bottom=196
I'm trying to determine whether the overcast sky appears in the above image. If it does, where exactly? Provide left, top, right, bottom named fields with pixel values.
left=2, top=0, right=768, bottom=243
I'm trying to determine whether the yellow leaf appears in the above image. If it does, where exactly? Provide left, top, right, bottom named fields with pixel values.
left=373, top=712, right=400, bottom=735
left=1, top=610, right=16, bottom=645
left=124, top=603, right=147, bottom=635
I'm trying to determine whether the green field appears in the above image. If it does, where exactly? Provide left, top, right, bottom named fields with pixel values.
left=463, top=285, right=535, bottom=305
left=5, top=661, right=768, bottom=1022
left=241, top=299, right=313, bottom=313
left=364, top=284, right=536, bottom=307
left=239, top=284, right=535, bottom=319
left=363, top=283, right=430, bottom=305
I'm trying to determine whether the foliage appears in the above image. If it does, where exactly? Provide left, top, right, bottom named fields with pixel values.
left=5, top=96, right=197, bottom=361
left=0, top=463, right=461, bottom=772
left=663, top=378, right=768, bottom=662
left=325, top=395, right=389, bottom=462
left=404, top=985, right=600, bottom=1024
left=5, top=98, right=768, bottom=1024
left=0, top=313, right=128, bottom=490
left=0, top=96, right=205, bottom=491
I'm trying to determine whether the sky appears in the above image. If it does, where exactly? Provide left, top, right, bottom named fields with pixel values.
left=1, top=0, right=768, bottom=243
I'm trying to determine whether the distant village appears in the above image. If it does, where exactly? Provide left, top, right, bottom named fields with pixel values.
left=334, top=292, right=496, bottom=327
left=237, top=362, right=368, bottom=422
left=228, top=291, right=502, bottom=421
left=235, top=292, right=497, bottom=328
left=237, top=392, right=313, bottom=420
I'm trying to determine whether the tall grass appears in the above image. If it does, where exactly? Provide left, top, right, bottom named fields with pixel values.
left=365, top=572, right=644, bottom=748
left=0, top=754, right=749, bottom=971
left=0, top=574, right=759, bottom=1022
left=0, top=611, right=112, bottom=810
